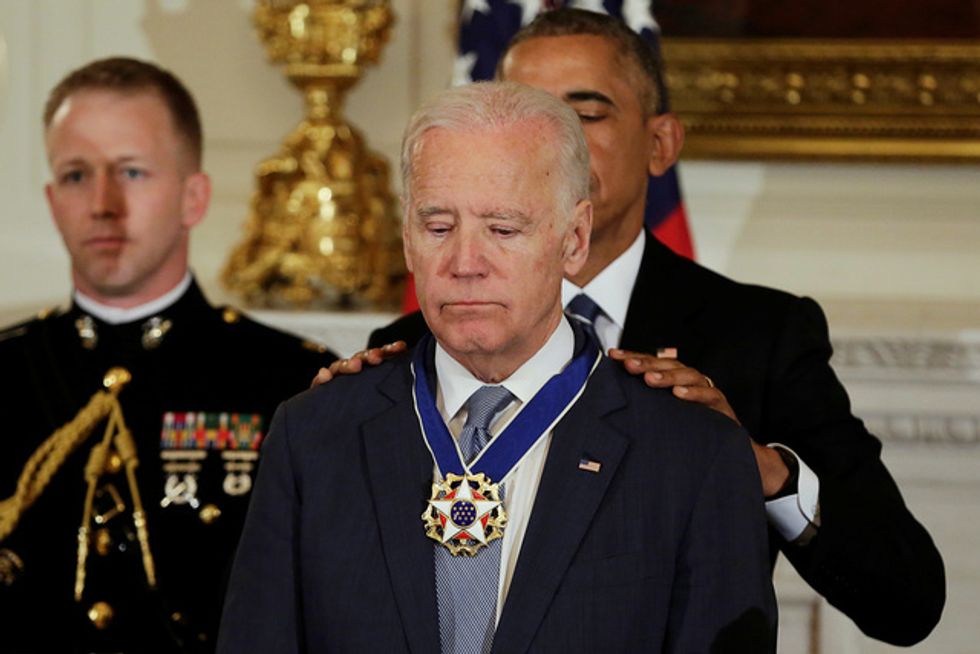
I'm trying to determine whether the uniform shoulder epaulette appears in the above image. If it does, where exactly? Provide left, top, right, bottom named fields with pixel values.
left=0, top=324, right=29, bottom=344
left=219, top=306, right=242, bottom=325
left=36, top=305, right=64, bottom=321
left=0, top=306, right=64, bottom=344
left=302, top=339, right=328, bottom=354
left=216, top=304, right=331, bottom=356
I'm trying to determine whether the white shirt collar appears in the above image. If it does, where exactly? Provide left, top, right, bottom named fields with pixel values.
left=73, top=272, right=193, bottom=325
left=435, top=316, right=575, bottom=420
left=561, top=229, right=645, bottom=330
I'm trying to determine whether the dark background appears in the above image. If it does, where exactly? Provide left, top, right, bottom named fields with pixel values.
left=655, top=0, right=980, bottom=38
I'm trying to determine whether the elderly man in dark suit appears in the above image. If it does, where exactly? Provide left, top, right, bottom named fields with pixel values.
left=217, top=81, right=776, bottom=653
left=357, top=8, right=944, bottom=647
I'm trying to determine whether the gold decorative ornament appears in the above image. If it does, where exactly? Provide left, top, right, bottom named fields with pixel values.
left=0, top=548, right=24, bottom=586
left=92, top=484, right=125, bottom=526
left=221, top=307, right=241, bottom=324
left=222, top=0, right=405, bottom=308
left=87, top=601, right=114, bottom=630
left=105, top=451, right=123, bottom=475
left=103, top=367, right=132, bottom=391
left=0, top=368, right=130, bottom=543
left=0, top=366, right=157, bottom=603
left=94, top=529, right=113, bottom=556
left=76, top=371, right=157, bottom=600
left=75, top=316, right=97, bottom=350
left=141, top=317, right=172, bottom=350
left=199, top=504, right=222, bottom=525
left=663, top=39, right=980, bottom=161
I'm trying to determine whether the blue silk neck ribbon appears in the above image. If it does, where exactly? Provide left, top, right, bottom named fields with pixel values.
left=411, top=330, right=600, bottom=484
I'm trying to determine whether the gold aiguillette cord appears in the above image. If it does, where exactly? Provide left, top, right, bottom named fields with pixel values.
left=74, top=369, right=157, bottom=600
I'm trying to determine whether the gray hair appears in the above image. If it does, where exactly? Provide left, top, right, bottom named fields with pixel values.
left=400, top=81, right=590, bottom=222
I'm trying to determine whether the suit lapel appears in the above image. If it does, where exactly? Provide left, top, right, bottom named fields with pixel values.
left=620, top=234, right=709, bottom=365
left=492, top=361, right=629, bottom=654
left=362, top=359, right=441, bottom=654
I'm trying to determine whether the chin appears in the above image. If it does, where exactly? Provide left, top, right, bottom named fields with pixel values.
left=432, top=322, right=507, bottom=358
left=88, top=274, right=142, bottom=299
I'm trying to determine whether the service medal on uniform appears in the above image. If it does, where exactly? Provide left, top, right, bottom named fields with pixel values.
left=413, top=334, right=601, bottom=556
left=160, top=411, right=264, bottom=508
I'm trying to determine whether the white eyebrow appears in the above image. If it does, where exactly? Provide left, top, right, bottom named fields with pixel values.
left=415, top=205, right=455, bottom=219
left=477, top=209, right=531, bottom=224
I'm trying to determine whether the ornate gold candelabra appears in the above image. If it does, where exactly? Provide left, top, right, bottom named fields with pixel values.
left=223, top=0, right=405, bottom=308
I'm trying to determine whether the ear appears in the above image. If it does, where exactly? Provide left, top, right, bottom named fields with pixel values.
left=44, top=182, right=55, bottom=215
left=180, top=172, right=211, bottom=229
left=44, top=182, right=65, bottom=236
left=646, top=112, right=684, bottom=177
left=561, top=199, right=592, bottom=278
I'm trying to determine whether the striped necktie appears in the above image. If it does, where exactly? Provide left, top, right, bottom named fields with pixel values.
left=435, top=384, right=514, bottom=654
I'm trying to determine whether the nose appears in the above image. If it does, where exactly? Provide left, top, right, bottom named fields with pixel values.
left=91, top=169, right=123, bottom=219
left=447, top=225, right=489, bottom=279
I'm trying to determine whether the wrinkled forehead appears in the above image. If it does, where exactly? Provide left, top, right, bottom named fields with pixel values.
left=407, top=124, right=565, bottom=219
left=410, top=120, right=559, bottom=184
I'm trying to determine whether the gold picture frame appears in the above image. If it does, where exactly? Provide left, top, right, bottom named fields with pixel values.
left=662, top=39, right=980, bottom=161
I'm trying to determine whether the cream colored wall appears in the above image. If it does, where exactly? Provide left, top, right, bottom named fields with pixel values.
left=0, top=0, right=456, bottom=323
left=1, top=2, right=978, bottom=652
left=3, top=1, right=978, bottom=329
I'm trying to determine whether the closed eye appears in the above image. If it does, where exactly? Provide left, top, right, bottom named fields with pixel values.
left=424, top=221, right=453, bottom=236
left=490, top=226, right=519, bottom=237
left=566, top=91, right=615, bottom=125
left=577, top=113, right=606, bottom=124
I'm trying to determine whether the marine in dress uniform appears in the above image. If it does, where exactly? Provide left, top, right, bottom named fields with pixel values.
left=0, top=276, right=336, bottom=653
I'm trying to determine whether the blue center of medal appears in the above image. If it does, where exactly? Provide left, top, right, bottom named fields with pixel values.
left=450, top=500, right=477, bottom=527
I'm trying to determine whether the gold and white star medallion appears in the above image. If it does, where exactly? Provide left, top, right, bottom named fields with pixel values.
left=422, top=473, right=506, bottom=556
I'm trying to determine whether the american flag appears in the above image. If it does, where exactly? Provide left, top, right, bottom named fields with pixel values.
left=402, top=0, right=695, bottom=313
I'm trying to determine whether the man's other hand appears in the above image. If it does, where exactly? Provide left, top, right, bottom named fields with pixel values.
left=310, top=341, right=407, bottom=388
left=608, top=348, right=740, bottom=424
left=608, top=348, right=791, bottom=496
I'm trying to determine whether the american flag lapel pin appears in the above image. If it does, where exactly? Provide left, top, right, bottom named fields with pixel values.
left=578, top=457, right=601, bottom=473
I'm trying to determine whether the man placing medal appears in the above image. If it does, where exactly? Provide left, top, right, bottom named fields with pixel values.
left=218, top=81, right=776, bottom=654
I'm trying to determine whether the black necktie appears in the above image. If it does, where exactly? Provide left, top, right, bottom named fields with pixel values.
left=566, top=293, right=604, bottom=348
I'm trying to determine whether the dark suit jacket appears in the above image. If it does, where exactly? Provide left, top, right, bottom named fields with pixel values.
left=368, top=235, right=945, bottom=646
left=217, top=345, right=776, bottom=653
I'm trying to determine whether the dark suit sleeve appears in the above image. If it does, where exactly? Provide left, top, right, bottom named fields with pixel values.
left=217, top=404, right=303, bottom=654
left=665, top=425, right=777, bottom=654
left=767, top=297, right=945, bottom=645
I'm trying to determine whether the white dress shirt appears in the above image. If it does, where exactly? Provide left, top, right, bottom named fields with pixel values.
left=561, top=229, right=644, bottom=351
left=74, top=272, right=192, bottom=324
left=561, top=230, right=819, bottom=542
left=434, top=317, right=575, bottom=620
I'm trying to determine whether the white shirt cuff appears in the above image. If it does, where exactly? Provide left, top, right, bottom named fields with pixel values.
left=764, top=443, right=820, bottom=542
